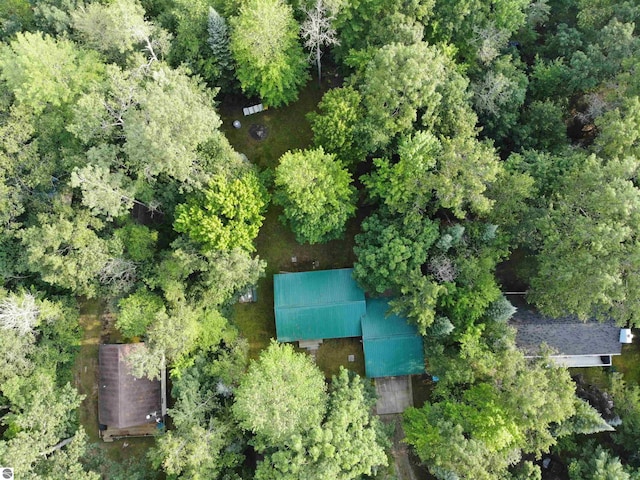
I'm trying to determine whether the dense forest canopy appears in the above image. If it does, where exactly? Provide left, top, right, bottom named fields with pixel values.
left=1, top=0, right=640, bottom=479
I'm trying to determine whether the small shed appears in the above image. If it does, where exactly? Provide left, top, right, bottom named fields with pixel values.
left=98, top=344, right=166, bottom=430
left=510, top=307, right=623, bottom=367
left=274, top=268, right=366, bottom=342
left=361, top=298, right=426, bottom=378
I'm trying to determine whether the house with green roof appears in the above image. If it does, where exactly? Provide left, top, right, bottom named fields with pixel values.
left=361, top=298, right=425, bottom=378
left=274, top=268, right=366, bottom=342
left=273, top=269, right=425, bottom=378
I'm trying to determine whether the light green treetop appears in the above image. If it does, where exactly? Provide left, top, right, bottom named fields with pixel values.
left=0, top=31, right=104, bottom=114
left=233, top=341, right=327, bottom=447
left=230, top=0, right=309, bottom=106
left=274, top=147, right=356, bottom=244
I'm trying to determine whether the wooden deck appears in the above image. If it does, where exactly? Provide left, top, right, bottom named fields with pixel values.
left=100, top=422, right=159, bottom=442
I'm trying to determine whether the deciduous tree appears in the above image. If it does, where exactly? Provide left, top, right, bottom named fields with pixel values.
left=232, top=341, right=327, bottom=447
left=274, top=148, right=356, bottom=244
left=174, top=169, right=269, bottom=252
left=229, top=0, right=309, bottom=106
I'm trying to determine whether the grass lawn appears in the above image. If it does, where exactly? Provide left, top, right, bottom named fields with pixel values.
left=315, top=338, right=366, bottom=379
left=224, top=80, right=362, bottom=360
left=219, top=80, right=326, bottom=170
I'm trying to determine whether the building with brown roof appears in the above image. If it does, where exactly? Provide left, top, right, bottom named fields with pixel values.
left=98, top=344, right=166, bottom=432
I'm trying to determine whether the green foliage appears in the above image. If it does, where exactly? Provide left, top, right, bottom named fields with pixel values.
left=206, top=7, right=234, bottom=90
left=405, top=330, right=577, bottom=480
left=0, top=0, right=34, bottom=39
left=115, top=223, right=158, bottom=263
left=70, top=163, right=137, bottom=219
left=568, top=445, right=637, bottom=480
left=353, top=209, right=439, bottom=295
left=516, top=100, right=568, bottom=153
left=389, top=271, right=446, bottom=334
left=183, top=247, right=266, bottom=307
left=31, top=0, right=82, bottom=35
left=168, top=0, right=231, bottom=88
left=555, top=398, right=614, bottom=437
left=255, top=368, right=388, bottom=480
left=121, top=66, right=222, bottom=183
left=229, top=0, right=309, bottom=106
left=485, top=295, right=517, bottom=324
left=233, top=341, right=327, bottom=447
left=71, top=0, right=166, bottom=63
left=0, top=31, right=104, bottom=114
left=425, top=0, right=529, bottom=64
left=357, top=42, right=449, bottom=150
left=332, top=0, right=433, bottom=64
left=610, top=374, right=640, bottom=460
left=174, top=169, right=269, bottom=252
left=0, top=371, right=90, bottom=478
left=19, top=209, right=120, bottom=297
left=594, top=96, right=640, bottom=161
left=150, top=345, right=247, bottom=479
left=471, top=55, right=528, bottom=144
left=365, top=131, right=501, bottom=219
left=116, top=288, right=165, bottom=338
left=307, top=86, right=366, bottom=165
left=528, top=155, right=640, bottom=325
left=274, top=148, right=356, bottom=244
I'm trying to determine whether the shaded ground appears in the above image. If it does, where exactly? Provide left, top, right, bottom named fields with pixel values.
left=315, top=338, right=365, bottom=379
left=380, top=415, right=421, bottom=480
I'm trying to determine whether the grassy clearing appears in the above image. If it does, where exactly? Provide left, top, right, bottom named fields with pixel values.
left=315, top=338, right=366, bottom=379
left=219, top=80, right=326, bottom=170
left=613, top=337, right=640, bottom=385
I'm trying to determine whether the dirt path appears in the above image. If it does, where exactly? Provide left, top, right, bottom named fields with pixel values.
left=381, top=415, right=420, bottom=480
left=74, top=301, right=103, bottom=441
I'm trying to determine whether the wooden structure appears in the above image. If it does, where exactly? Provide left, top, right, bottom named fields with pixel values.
left=98, top=344, right=166, bottom=442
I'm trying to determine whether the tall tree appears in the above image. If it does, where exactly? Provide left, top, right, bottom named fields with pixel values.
left=206, top=7, right=235, bottom=90
left=528, top=154, right=640, bottom=325
left=174, top=168, right=269, bottom=252
left=352, top=209, right=439, bottom=295
left=232, top=341, right=327, bottom=447
left=229, top=0, right=309, bottom=106
left=300, top=0, right=338, bottom=85
left=71, top=0, right=169, bottom=64
left=255, top=368, right=388, bottom=480
left=307, top=86, right=366, bottom=165
left=19, top=209, right=121, bottom=297
left=274, top=148, right=356, bottom=244
left=149, top=342, right=247, bottom=479
left=0, top=31, right=103, bottom=114
left=365, top=131, right=501, bottom=219
left=404, top=327, right=579, bottom=480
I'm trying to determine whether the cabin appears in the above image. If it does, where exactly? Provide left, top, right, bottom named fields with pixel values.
left=98, top=343, right=167, bottom=442
left=510, top=306, right=627, bottom=367
left=273, top=269, right=425, bottom=378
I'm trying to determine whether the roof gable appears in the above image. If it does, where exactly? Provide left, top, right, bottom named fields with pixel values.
left=510, top=307, right=622, bottom=358
left=362, top=299, right=425, bottom=378
left=98, top=344, right=162, bottom=429
left=274, top=269, right=366, bottom=341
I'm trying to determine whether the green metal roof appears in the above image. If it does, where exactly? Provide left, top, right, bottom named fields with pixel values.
left=274, top=269, right=366, bottom=342
left=362, top=298, right=425, bottom=378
